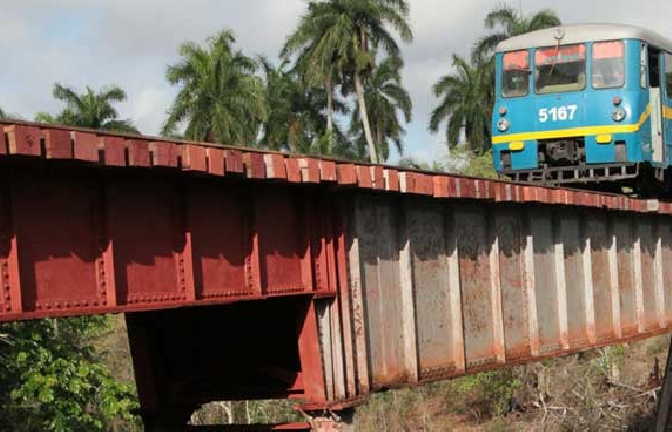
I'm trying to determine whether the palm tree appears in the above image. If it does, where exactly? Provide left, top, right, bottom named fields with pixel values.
left=259, top=57, right=346, bottom=153
left=429, top=55, right=493, bottom=152
left=162, top=30, right=267, bottom=145
left=0, top=107, right=6, bottom=120
left=35, top=84, right=139, bottom=133
left=281, top=9, right=340, bottom=145
left=349, top=56, right=411, bottom=162
left=282, top=0, right=413, bottom=163
left=473, top=5, right=561, bottom=60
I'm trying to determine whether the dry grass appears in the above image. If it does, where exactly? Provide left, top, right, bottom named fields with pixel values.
left=354, top=335, right=671, bottom=431
left=91, top=317, right=671, bottom=430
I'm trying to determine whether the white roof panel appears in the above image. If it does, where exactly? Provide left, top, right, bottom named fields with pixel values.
left=496, top=23, right=672, bottom=52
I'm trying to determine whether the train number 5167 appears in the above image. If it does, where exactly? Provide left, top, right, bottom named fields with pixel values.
left=538, top=105, right=578, bottom=123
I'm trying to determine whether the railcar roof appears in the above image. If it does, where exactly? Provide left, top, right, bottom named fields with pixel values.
left=496, top=23, right=672, bottom=52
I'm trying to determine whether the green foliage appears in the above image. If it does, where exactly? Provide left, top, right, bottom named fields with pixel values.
left=592, top=345, right=626, bottom=378
left=473, top=5, right=561, bottom=60
left=401, top=148, right=498, bottom=178
left=282, top=0, right=413, bottom=83
left=0, top=316, right=140, bottom=431
left=397, top=156, right=444, bottom=172
left=35, top=84, right=139, bottom=134
left=163, top=30, right=268, bottom=145
left=282, top=0, right=413, bottom=162
left=429, top=55, right=494, bottom=152
left=646, top=334, right=670, bottom=356
left=448, top=371, right=522, bottom=418
left=355, top=369, right=522, bottom=430
left=258, top=57, right=353, bottom=158
left=350, top=55, right=412, bottom=161
left=460, top=150, right=499, bottom=178
left=431, top=5, right=561, bottom=153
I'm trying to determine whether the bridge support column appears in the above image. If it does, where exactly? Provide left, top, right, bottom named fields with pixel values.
left=305, top=409, right=354, bottom=432
left=656, top=340, right=672, bottom=431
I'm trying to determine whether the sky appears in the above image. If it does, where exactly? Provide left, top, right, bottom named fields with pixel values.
left=1, top=0, right=671, bottom=164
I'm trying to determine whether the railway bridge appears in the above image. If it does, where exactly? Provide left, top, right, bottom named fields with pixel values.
left=2, top=121, right=672, bottom=430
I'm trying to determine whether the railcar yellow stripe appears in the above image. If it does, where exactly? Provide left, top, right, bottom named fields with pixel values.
left=639, top=103, right=653, bottom=124
left=491, top=124, right=640, bottom=144
left=663, top=105, right=672, bottom=120
left=491, top=103, right=672, bottom=145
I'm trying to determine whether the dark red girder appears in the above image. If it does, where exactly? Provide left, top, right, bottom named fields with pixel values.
left=3, top=121, right=672, bottom=430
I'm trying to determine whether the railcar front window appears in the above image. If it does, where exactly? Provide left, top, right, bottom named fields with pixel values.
left=536, top=44, right=586, bottom=93
left=503, top=50, right=529, bottom=97
left=592, top=41, right=625, bottom=89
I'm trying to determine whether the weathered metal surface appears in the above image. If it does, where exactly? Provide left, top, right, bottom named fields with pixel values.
left=333, top=191, right=672, bottom=402
left=4, top=121, right=672, bottom=428
left=0, top=171, right=331, bottom=320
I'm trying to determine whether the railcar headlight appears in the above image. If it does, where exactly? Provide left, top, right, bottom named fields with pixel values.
left=497, top=118, right=510, bottom=132
left=612, top=107, right=626, bottom=122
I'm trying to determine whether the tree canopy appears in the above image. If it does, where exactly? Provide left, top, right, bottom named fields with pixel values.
left=429, top=5, right=561, bottom=153
left=429, top=55, right=493, bottom=152
left=473, top=6, right=561, bottom=60
left=162, top=30, right=267, bottom=145
left=35, top=84, right=139, bottom=134
left=0, top=317, right=139, bottom=431
left=349, top=55, right=411, bottom=161
left=259, top=57, right=350, bottom=155
left=282, top=0, right=413, bottom=163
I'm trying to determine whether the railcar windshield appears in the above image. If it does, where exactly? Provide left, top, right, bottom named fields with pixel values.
left=502, top=50, right=530, bottom=97
left=592, top=41, right=625, bottom=88
left=535, top=43, right=586, bottom=93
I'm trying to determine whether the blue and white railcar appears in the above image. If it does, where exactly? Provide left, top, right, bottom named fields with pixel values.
left=491, top=24, right=672, bottom=192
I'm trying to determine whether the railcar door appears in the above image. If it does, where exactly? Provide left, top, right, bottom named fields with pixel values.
left=648, top=47, right=664, bottom=163
left=651, top=88, right=664, bottom=162
left=663, top=52, right=672, bottom=163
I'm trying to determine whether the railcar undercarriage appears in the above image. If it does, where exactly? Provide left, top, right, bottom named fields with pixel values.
left=500, top=138, right=669, bottom=196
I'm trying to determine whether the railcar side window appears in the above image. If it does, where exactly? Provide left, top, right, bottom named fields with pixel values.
left=641, top=43, right=648, bottom=88
left=592, top=41, right=625, bottom=89
left=666, top=53, right=672, bottom=96
left=649, top=48, right=660, bottom=88
left=503, top=50, right=529, bottom=97
left=536, top=44, right=586, bottom=94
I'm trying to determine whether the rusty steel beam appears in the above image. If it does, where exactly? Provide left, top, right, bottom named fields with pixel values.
left=2, top=121, right=672, bottom=426
left=313, top=192, right=672, bottom=407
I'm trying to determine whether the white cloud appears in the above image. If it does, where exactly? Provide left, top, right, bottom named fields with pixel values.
left=1, top=0, right=671, bottom=148
left=121, top=86, right=174, bottom=135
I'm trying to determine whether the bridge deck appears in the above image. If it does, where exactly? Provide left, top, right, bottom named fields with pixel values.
left=1, top=121, right=672, bottom=428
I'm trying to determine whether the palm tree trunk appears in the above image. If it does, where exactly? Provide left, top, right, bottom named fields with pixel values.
left=355, top=69, right=377, bottom=164
left=326, top=74, right=333, bottom=152
left=326, top=75, right=333, bottom=133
